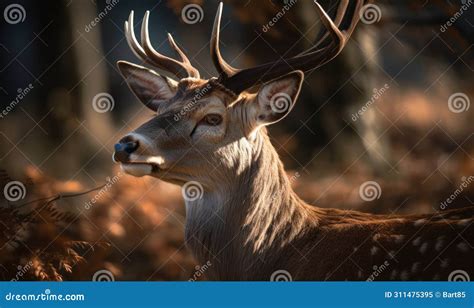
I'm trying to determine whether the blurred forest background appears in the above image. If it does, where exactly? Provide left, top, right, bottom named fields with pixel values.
left=0, top=0, right=473, bottom=281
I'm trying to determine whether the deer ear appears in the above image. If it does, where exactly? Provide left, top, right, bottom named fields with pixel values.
left=248, top=70, right=303, bottom=130
left=117, top=61, right=177, bottom=112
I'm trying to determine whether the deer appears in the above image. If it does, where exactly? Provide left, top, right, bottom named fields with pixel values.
left=113, top=1, right=473, bottom=281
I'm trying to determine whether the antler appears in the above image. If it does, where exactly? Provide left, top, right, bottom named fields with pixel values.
left=210, top=2, right=240, bottom=78
left=124, top=11, right=200, bottom=79
left=211, top=0, right=365, bottom=93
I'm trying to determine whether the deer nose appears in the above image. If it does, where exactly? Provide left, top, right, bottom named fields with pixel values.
left=113, top=136, right=139, bottom=163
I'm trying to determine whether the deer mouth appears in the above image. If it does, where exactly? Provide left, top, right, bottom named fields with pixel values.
left=120, top=162, right=161, bottom=177
left=113, top=150, right=163, bottom=177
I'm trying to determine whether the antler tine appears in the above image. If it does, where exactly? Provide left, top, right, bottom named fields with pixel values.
left=166, top=33, right=189, bottom=65
left=299, top=0, right=349, bottom=56
left=126, top=11, right=178, bottom=71
left=312, top=1, right=345, bottom=55
left=167, top=33, right=200, bottom=78
left=300, top=0, right=365, bottom=57
left=332, top=0, right=350, bottom=30
left=141, top=11, right=191, bottom=79
left=123, top=10, right=200, bottom=79
left=341, top=0, right=364, bottom=41
left=220, top=0, right=364, bottom=93
left=124, top=11, right=149, bottom=62
left=210, top=2, right=240, bottom=79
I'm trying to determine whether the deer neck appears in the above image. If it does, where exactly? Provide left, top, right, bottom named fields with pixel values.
left=184, top=132, right=317, bottom=277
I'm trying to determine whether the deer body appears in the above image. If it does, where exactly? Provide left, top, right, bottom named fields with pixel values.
left=113, top=2, right=473, bottom=280
left=184, top=131, right=474, bottom=280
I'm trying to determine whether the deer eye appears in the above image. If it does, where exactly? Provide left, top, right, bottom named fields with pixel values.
left=203, top=114, right=223, bottom=126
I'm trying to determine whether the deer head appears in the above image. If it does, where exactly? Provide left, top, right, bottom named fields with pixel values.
left=113, top=1, right=363, bottom=189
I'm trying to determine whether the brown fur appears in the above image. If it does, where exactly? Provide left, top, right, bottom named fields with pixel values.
left=185, top=132, right=474, bottom=281
left=116, top=64, right=473, bottom=281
